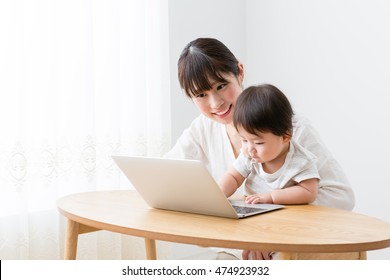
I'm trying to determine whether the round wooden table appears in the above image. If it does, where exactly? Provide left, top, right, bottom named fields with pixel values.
left=57, top=190, right=390, bottom=260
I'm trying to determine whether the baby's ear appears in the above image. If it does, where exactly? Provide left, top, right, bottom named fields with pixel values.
left=283, top=131, right=292, bottom=142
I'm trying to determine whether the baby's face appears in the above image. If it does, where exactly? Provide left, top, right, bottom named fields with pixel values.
left=238, top=128, right=289, bottom=164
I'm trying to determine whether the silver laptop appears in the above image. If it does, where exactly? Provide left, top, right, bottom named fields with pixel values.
left=112, top=156, right=284, bottom=219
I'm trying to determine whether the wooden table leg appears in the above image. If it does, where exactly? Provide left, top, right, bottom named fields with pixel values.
left=358, top=251, right=367, bottom=260
left=279, top=252, right=298, bottom=260
left=64, top=219, right=79, bottom=260
left=144, top=238, right=157, bottom=260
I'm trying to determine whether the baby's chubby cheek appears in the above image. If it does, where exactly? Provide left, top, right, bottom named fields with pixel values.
left=241, top=148, right=250, bottom=156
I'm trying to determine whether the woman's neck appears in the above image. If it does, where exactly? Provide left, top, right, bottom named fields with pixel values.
left=225, top=124, right=241, bottom=158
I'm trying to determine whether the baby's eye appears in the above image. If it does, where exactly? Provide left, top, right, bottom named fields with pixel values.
left=255, top=142, right=264, bottom=145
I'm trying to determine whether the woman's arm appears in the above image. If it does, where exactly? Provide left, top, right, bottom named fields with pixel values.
left=245, top=178, right=319, bottom=204
left=218, top=166, right=245, bottom=197
left=165, top=118, right=205, bottom=161
left=292, top=114, right=355, bottom=210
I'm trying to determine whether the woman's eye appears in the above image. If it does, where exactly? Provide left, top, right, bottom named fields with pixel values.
left=195, top=93, right=206, bottom=98
left=217, top=83, right=227, bottom=91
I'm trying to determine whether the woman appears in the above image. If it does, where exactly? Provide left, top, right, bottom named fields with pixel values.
left=165, top=38, right=355, bottom=260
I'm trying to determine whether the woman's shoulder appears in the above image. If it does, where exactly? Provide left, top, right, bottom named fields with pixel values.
left=290, top=139, right=317, bottom=161
left=166, top=115, right=225, bottom=160
left=292, top=112, right=333, bottom=159
left=292, top=113, right=323, bottom=142
left=189, top=114, right=225, bottom=133
left=293, top=112, right=312, bottom=129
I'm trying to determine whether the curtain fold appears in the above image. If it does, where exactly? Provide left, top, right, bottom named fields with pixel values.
left=0, top=0, right=171, bottom=259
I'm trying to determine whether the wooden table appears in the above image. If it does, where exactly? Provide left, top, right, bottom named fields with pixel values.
left=57, top=190, right=390, bottom=260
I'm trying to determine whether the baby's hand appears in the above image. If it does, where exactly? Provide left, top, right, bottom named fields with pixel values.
left=245, top=193, right=273, bottom=204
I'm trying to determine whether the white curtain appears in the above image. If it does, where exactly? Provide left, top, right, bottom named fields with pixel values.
left=0, top=0, right=172, bottom=259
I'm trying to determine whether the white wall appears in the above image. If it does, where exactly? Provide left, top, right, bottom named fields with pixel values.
left=245, top=0, right=390, bottom=259
left=168, top=0, right=390, bottom=259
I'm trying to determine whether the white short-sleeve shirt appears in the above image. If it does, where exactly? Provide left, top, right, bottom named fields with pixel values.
left=233, top=140, right=320, bottom=199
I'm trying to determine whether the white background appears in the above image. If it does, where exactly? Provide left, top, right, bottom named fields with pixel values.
left=168, top=0, right=390, bottom=259
left=2, top=260, right=387, bottom=280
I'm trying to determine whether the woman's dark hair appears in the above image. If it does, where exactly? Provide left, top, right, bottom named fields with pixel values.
left=233, top=84, right=294, bottom=137
left=178, top=38, right=240, bottom=98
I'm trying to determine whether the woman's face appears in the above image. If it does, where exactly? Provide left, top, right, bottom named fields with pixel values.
left=191, top=71, right=243, bottom=125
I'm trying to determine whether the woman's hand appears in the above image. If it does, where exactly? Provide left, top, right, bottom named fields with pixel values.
left=242, top=250, right=273, bottom=260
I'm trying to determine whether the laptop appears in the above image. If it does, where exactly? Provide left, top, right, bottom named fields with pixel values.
left=112, top=156, right=284, bottom=219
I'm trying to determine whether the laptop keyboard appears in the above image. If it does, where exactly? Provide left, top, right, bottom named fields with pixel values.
left=232, top=205, right=266, bottom=215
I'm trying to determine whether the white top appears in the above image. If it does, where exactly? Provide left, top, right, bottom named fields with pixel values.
left=233, top=140, right=320, bottom=198
left=166, top=113, right=355, bottom=210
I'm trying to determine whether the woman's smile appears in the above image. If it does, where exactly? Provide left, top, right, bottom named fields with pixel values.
left=213, top=104, right=232, bottom=118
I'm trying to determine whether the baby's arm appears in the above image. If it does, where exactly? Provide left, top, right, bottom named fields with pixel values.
left=245, top=178, right=319, bottom=204
left=218, top=166, right=245, bottom=197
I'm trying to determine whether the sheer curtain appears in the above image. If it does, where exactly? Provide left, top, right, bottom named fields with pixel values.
left=0, top=0, right=172, bottom=259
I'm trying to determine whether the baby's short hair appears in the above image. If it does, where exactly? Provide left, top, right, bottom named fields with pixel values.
left=233, top=84, right=294, bottom=137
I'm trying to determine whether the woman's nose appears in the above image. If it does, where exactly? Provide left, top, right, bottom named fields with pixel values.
left=209, top=93, right=223, bottom=108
